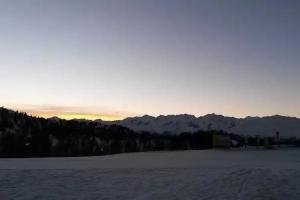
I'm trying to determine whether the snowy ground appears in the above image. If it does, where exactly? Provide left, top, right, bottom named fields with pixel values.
left=1, top=148, right=300, bottom=200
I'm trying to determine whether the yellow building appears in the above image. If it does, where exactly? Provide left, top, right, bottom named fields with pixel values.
left=212, top=134, right=231, bottom=149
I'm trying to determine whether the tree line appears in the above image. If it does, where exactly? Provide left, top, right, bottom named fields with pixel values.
left=0, top=107, right=299, bottom=158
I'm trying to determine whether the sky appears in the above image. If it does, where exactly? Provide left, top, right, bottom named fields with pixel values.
left=0, top=0, right=300, bottom=120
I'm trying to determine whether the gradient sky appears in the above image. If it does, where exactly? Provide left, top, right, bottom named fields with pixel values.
left=1, top=0, right=300, bottom=120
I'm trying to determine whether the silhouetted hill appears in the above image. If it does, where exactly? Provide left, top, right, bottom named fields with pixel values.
left=0, top=107, right=228, bottom=157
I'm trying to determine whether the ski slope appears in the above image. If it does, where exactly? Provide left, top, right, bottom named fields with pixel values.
left=1, top=149, right=300, bottom=199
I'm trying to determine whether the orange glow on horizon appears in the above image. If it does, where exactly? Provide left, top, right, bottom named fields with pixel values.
left=5, top=104, right=130, bottom=121
left=29, top=112, right=126, bottom=121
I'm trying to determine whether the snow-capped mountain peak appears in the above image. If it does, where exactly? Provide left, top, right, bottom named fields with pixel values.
left=111, top=114, right=300, bottom=137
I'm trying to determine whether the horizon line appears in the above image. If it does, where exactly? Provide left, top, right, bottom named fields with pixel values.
left=2, top=106, right=300, bottom=121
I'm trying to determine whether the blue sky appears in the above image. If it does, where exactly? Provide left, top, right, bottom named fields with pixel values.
left=1, top=0, right=300, bottom=119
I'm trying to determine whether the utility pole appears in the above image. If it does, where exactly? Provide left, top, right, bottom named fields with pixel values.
left=276, top=131, right=280, bottom=148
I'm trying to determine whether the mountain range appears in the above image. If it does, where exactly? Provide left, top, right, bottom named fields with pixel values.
left=89, top=114, right=300, bottom=137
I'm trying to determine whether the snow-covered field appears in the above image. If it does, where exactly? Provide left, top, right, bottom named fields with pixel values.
left=1, top=149, right=300, bottom=200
